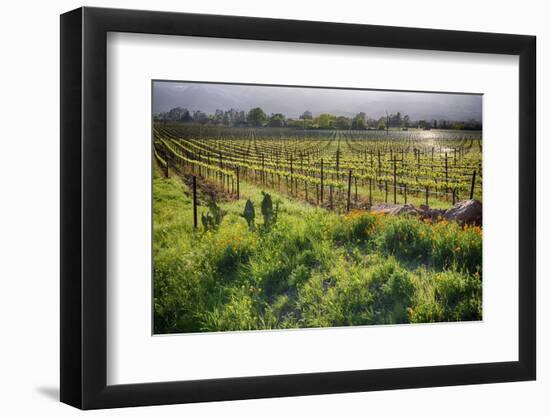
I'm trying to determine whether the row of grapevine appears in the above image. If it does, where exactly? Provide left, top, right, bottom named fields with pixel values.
left=154, top=123, right=483, bottom=210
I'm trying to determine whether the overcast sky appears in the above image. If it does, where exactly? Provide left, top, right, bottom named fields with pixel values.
left=153, top=81, right=482, bottom=122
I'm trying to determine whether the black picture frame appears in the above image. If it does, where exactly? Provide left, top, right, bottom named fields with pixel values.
left=60, top=6, right=536, bottom=410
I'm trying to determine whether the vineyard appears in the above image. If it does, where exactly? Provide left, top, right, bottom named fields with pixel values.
left=153, top=122, right=483, bottom=334
left=153, top=123, right=482, bottom=212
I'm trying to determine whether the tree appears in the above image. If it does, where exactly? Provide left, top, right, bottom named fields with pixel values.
left=299, top=110, right=313, bottom=129
left=317, top=113, right=335, bottom=129
left=165, top=107, right=192, bottom=122
left=300, top=110, right=313, bottom=120
left=352, top=112, right=367, bottom=130
left=334, top=116, right=352, bottom=130
left=268, top=113, right=286, bottom=127
left=235, top=110, right=246, bottom=126
left=223, top=108, right=242, bottom=126
left=391, top=112, right=402, bottom=128
left=222, top=111, right=231, bottom=126
left=213, top=109, right=224, bottom=125
left=377, top=117, right=387, bottom=131
left=285, top=118, right=304, bottom=129
left=247, top=107, right=267, bottom=127
left=418, top=120, right=432, bottom=130
left=403, top=115, right=410, bottom=128
left=464, top=119, right=482, bottom=130
left=192, top=110, right=208, bottom=124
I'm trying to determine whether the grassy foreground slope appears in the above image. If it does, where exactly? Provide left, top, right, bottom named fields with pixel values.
left=153, top=169, right=482, bottom=334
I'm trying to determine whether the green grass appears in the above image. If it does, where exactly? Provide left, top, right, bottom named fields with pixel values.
left=153, top=171, right=482, bottom=334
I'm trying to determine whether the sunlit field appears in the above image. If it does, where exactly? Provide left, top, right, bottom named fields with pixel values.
left=153, top=123, right=482, bottom=334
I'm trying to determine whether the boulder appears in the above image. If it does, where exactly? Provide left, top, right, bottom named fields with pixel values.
left=419, top=205, right=445, bottom=221
left=370, top=203, right=421, bottom=216
left=371, top=201, right=482, bottom=226
left=370, top=203, right=400, bottom=215
left=443, top=200, right=482, bottom=226
left=388, top=204, right=422, bottom=216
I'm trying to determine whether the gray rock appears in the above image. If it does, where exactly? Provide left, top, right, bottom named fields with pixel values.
left=419, top=205, right=445, bottom=221
left=388, top=204, right=422, bottom=216
left=371, top=201, right=481, bottom=225
left=371, top=203, right=422, bottom=217
left=443, top=200, right=482, bottom=226
left=370, top=203, right=401, bottom=215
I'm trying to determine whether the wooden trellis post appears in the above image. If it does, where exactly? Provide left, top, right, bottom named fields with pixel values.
left=316, top=183, right=319, bottom=205
left=261, top=153, right=265, bottom=184
left=393, top=156, right=397, bottom=204
left=290, top=154, right=294, bottom=196
left=192, top=176, right=198, bottom=229
left=444, top=152, right=448, bottom=194
left=336, top=149, right=340, bottom=180
left=470, top=170, right=477, bottom=200
left=425, top=186, right=429, bottom=206
left=369, top=178, right=372, bottom=205
left=320, top=158, right=324, bottom=203
left=347, top=170, right=352, bottom=212
left=236, top=167, right=240, bottom=199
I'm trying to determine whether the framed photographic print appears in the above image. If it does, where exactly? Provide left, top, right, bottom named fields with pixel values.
left=60, top=6, right=536, bottom=409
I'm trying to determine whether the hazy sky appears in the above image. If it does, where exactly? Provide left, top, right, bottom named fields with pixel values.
left=153, top=81, right=482, bottom=122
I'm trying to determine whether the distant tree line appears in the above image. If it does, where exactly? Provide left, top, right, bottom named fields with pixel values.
left=154, top=107, right=482, bottom=130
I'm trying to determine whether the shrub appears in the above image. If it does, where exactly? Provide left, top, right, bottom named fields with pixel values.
left=200, top=287, right=258, bottom=332
left=288, top=264, right=311, bottom=287
left=297, top=257, right=415, bottom=327
left=260, top=294, right=299, bottom=329
left=153, top=247, right=216, bottom=334
left=201, top=200, right=227, bottom=231
left=260, top=191, right=280, bottom=229
left=409, top=270, right=482, bottom=323
left=378, top=217, right=432, bottom=261
left=365, top=258, right=416, bottom=324
left=296, top=271, right=343, bottom=328
left=430, top=221, right=482, bottom=275
left=248, top=219, right=315, bottom=298
left=242, top=199, right=255, bottom=230
left=333, top=211, right=378, bottom=244
left=207, top=224, right=256, bottom=281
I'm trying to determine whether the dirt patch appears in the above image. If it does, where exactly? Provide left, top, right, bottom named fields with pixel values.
left=172, top=165, right=238, bottom=204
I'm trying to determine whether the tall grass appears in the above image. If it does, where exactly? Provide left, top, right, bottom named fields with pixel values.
left=153, top=174, right=482, bottom=334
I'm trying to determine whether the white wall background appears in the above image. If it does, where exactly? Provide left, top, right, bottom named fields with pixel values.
left=0, top=0, right=546, bottom=415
